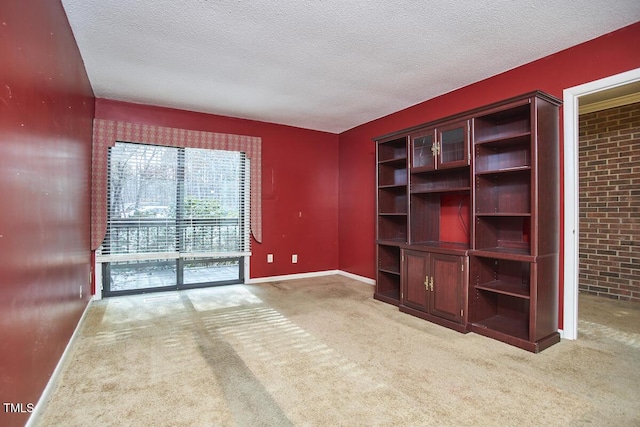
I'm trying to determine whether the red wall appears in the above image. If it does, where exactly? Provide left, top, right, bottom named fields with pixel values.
left=338, top=22, right=640, bottom=326
left=0, top=1, right=95, bottom=426
left=95, top=99, right=340, bottom=279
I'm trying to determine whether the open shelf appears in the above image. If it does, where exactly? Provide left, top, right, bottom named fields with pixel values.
left=475, top=281, right=530, bottom=299
left=378, top=215, right=408, bottom=242
left=375, top=270, right=401, bottom=306
left=474, top=131, right=531, bottom=146
left=378, top=137, right=408, bottom=163
left=474, top=135, right=531, bottom=173
left=378, top=162, right=407, bottom=187
left=473, top=103, right=531, bottom=144
left=376, top=241, right=402, bottom=305
left=411, top=167, right=470, bottom=193
left=471, top=314, right=529, bottom=341
left=475, top=213, right=531, bottom=217
left=475, top=216, right=530, bottom=255
left=374, top=288, right=401, bottom=305
left=377, top=238, right=406, bottom=245
left=411, top=187, right=471, bottom=194
left=471, top=256, right=530, bottom=298
left=411, top=192, right=470, bottom=246
left=474, top=171, right=530, bottom=214
left=378, top=245, right=401, bottom=274
left=475, top=165, right=531, bottom=175
left=378, top=186, right=407, bottom=214
left=378, top=157, right=407, bottom=168
left=379, top=183, right=407, bottom=189
left=470, top=291, right=530, bottom=341
left=472, top=248, right=534, bottom=262
left=377, top=135, right=409, bottom=244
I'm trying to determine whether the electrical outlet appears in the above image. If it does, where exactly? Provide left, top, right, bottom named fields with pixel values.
left=292, top=254, right=298, bottom=263
left=267, top=254, right=273, bottom=263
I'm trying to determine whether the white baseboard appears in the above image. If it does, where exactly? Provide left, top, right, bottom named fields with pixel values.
left=247, top=269, right=340, bottom=284
left=337, top=270, right=375, bottom=285
left=26, top=298, right=93, bottom=427
left=247, top=269, right=375, bottom=285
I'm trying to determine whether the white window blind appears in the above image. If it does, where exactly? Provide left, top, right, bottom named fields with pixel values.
left=180, top=147, right=250, bottom=257
left=103, top=142, right=250, bottom=259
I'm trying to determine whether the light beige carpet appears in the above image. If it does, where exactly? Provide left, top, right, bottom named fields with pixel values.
left=34, top=275, right=640, bottom=426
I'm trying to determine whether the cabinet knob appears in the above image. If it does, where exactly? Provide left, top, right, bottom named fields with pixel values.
left=430, top=276, right=434, bottom=292
left=424, top=276, right=429, bottom=290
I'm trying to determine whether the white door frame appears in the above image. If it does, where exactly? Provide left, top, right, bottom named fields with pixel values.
left=562, top=67, right=640, bottom=340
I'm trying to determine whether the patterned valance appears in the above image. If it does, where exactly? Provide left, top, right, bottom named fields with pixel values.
left=91, top=119, right=262, bottom=250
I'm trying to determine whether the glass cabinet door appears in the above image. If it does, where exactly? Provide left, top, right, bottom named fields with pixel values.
left=437, top=121, right=469, bottom=169
left=411, top=130, right=436, bottom=170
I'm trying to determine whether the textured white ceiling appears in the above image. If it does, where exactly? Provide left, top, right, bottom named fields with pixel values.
left=61, top=1, right=640, bottom=133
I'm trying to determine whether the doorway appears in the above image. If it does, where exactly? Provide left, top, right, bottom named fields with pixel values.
left=563, top=68, right=640, bottom=339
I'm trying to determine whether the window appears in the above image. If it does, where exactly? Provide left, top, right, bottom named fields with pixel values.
left=101, top=142, right=250, bottom=295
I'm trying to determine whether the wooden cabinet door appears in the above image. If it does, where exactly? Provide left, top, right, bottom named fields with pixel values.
left=402, top=250, right=429, bottom=312
left=429, top=253, right=464, bottom=323
left=411, top=129, right=437, bottom=171
left=436, top=120, right=469, bottom=169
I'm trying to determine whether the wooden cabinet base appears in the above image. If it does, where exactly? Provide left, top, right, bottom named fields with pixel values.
left=374, top=291, right=400, bottom=306
left=470, top=323, right=561, bottom=353
left=400, top=305, right=469, bottom=334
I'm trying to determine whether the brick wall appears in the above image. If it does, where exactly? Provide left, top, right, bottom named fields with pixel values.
left=578, top=102, right=640, bottom=302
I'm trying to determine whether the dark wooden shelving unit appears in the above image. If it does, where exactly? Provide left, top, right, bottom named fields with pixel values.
left=375, top=136, right=408, bottom=306
left=375, top=91, right=561, bottom=353
left=402, top=120, right=471, bottom=331
left=469, top=92, right=561, bottom=353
